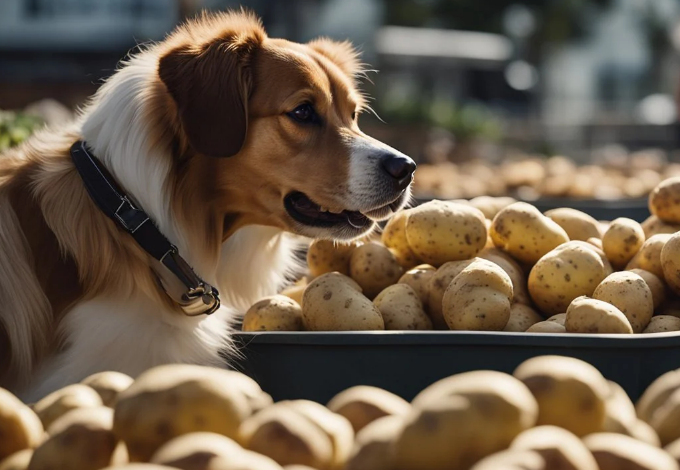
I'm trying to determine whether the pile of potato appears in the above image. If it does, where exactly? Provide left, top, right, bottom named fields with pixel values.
left=3, top=355, right=680, bottom=469
left=242, top=176, right=680, bottom=334
left=412, top=153, right=680, bottom=201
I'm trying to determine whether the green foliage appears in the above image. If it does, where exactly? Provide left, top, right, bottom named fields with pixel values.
left=0, top=111, right=42, bottom=152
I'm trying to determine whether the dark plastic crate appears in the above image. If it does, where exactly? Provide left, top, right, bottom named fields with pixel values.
left=232, top=331, right=680, bottom=403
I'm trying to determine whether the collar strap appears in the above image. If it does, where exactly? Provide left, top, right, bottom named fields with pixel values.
left=70, top=140, right=220, bottom=316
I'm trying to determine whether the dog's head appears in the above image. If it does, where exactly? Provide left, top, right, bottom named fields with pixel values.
left=158, top=11, right=415, bottom=240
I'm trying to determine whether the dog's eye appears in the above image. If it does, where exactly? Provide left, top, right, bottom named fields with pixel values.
left=288, top=104, right=318, bottom=124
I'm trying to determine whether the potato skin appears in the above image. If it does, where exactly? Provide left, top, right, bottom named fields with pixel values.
left=661, top=231, right=680, bottom=295
left=626, top=234, right=671, bottom=279
left=528, top=241, right=609, bottom=316
left=583, top=432, right=679, bottom=470
left=649, top=176, right=680, bottom=224
left=442, top=259, right=513, bottom=331
left=0, top=389, right=43, bottom=461
left=33, top=384, right=103, bottom=429
left=373, top=284, right=432, bottom=330
left=0, top=449, right=33, bottom=470
left=592, top=271, right=654, bottom=333
left=349, top=242, right=403, bottom=299
left=565, top=297, right=633, bottom=334
left=644, top=316, right=680, bottom=333
left=629, top=268, right=667, bottom=309
left=525, top=321, right=567, bottom=333
left=81, top=372, right=133, bottom=408
left=545, top=207, right=602, bottom=241
left=307, top=240, right=360, bottom=277
left=602, top=218, right=645, bottom=269
left=477, top=248, right=531, bottom=305
left=326, top=386, right=410, bottom=434
left=398, top=264, right=435, bottom=309
left=113, top=365, right=252, bottom=462
left=636, top=369, right=680, bottom=424
left=405, top=200, right=487, bottom=266
left=345, top=415, right=403, bottom=470
left=513, top=355, right=609, bottom=437
left=503, top=304, right=543, bottom=332
left=400, top=371, right=538, bottom=470
left=243, top=295, right=303, bottom=332
left=427, top=259, right=476, bottom=329
left=382, top=210, right=421, bottom=269
left=490, top=202, right=569, bottom=265
left=302, top=273, right=384, bottom=331
left=510, top=425, right=599, bottom=470
left=641, top=215, right=680, bottom=238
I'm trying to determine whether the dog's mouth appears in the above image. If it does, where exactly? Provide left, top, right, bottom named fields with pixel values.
left=284, top=191, right=403, bottom=230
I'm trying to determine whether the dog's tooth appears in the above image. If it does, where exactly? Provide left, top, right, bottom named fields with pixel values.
left=319, top=206, right=329, bottom=212
left=328, top=208, right=344, bottom=214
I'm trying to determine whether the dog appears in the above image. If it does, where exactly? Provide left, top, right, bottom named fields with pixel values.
left=0, top=10, right=415, bottom=401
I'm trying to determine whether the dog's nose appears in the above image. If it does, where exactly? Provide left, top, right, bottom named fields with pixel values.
left=380, top=154, right=417, bottom=190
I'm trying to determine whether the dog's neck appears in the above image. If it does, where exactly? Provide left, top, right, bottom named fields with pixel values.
left=79, top=50, right=222, bottom=284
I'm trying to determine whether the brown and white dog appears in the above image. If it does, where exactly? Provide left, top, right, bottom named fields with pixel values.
left=0, top=10, right=414, bottom=401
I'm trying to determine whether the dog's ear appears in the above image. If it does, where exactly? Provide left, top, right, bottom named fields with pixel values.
left=308, top=38, right=363, bottom=82
left=159, top=31, right=262, bottom=158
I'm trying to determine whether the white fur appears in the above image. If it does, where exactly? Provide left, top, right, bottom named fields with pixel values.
left=22, top=49, right=301, bottom=402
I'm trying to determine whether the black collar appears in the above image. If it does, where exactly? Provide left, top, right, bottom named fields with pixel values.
left=70, top=140, right=220, bottom=316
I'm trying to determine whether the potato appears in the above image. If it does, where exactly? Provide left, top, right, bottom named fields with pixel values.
left=641, top=215, right=680, bottom=238
left=627, top=234, right=672, bottom=279
left=283, top=400, right=354, bottom=470
left=405, top=200, right=487, bottom=266
left=427, top=259, right=477, bottom=329
left=113, top=364, right=251, bottom=462
left=644, top=316, right=680, bottom=333
left=33, top=384, right=102, bottom=429
left=583, top=433, right=679, bottom=470
left=279, top=284, right=306, bottom=306
left=629, top=268, right=666, bottom=309
left=469, top=450, right=546, bottom=470
left=528, top=241, right=609, bottom=316
left=477, top=247, right=531, bottom=305
left=242, top=295, right=303, bottom=332
left=490, top=202, right=569, bottom=265
left=326, top=386, right=410, bottom=433
left=349, top=242, right=403, bottom=299
left=302, top=273, right=384, bottom=331
left=81, top=372, right=133, bottom=408
left=215, top=370, right=273, bottom=414
left=373, top=284, right=432, bottom=330
left=29, top=407, right=118, bottom=470
left=649, top=387, right=680, bottom=446
left=442, top=259, right=513, bottom=331
left=666, top=438, right=680, bottom=465
left=382, top=210, right=421, bottom=269
left=513, top=355, right=609, bottom=437
left=603, top=381, right=637, bottom=429
left=240, top=405, right=333, bottom=469
left=307, top=240, right=360, bottom=277
left=526, top=321, right=567, bottom=333
left=510, top=425, right=599, bottom=470
left=0, top=450, right=32, bottom=470
left=602, top=218, right=645, bottom=269
left=587, top=237, right=604, bottom=250
left=345, top=415, right=403, bottom=470
left=503, top=304, right=543, bottom=332
left=102, top=465, right=179, bottom=469
left=283, top=467, right=317, bottom=470
left=649, top=176, right=680, bottom=224
left=545, top=208, right=602, bottom=241
left=149, top=432, right=280, bottom=470
left=636, top=370, right=680, bottom=423
left=565, top=297, right=633, bottom=334
left=0, top=389, right=43, bottom=461
left=398, top=371, right=538, bottom=470
left=398, top=264, right=435, bottom=308
left=592, top=271, right=654, bottom=333
left=547, top=313, right=566, bottom=325
left=661, top=232, right=680, bottom=295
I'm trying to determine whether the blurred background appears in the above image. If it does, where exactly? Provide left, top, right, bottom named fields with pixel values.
left=2, top=0, right=680, bottom=202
